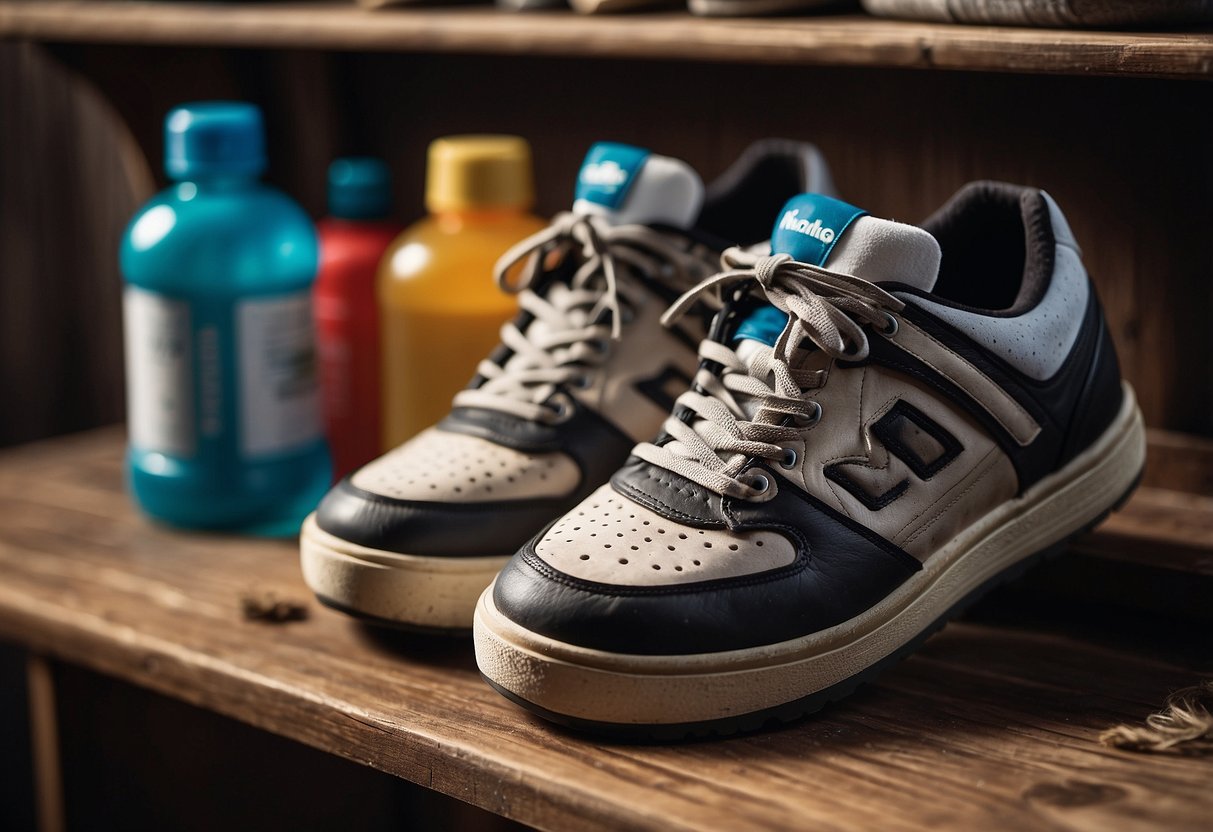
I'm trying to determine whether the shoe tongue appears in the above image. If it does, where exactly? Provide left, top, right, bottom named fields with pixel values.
left=735, top=193, right=941, bottom=352
left=572, top=142, right=704, bottom=229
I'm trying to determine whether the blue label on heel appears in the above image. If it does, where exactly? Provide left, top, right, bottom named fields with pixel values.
left=575, top=142, right=651, bottom=211
left=770, top=193, right=866, bottom=266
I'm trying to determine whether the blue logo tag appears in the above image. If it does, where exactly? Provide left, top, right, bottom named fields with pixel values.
left=734, top=194, right=867, bottom=347
left=770, top=193, right=867, bottom=266
left=575, top=142, right=650, bottom=211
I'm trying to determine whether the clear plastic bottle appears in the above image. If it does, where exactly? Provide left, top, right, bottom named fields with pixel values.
left=120, top=102, right=330, bottom=535
left=378, top=135, right=547, bottom=448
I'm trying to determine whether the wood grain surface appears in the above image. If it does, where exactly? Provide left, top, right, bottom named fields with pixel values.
left=1, top=2, right=1212, bottom=79
left=0, top=428, right=1208, bottom=832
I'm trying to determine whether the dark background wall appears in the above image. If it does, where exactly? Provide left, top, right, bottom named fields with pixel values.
left=0, top=43, right=149, bottom=448
left=2, top=42, right=1211, bottom=452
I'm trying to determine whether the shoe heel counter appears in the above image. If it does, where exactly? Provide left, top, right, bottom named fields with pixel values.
left=1040, top=193, right=1126, bottom=465
left=1042, top=191, right=1082, bottom=259
left=1059, top=288, right=1124, bottom=466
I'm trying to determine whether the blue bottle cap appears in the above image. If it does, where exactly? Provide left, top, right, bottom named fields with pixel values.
left=327, top=157, right=393, bottom=220
left=164, top=101, right=266, bottom=180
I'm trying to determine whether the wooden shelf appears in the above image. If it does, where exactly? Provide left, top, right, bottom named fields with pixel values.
left=0, top=427, right=1209, bottom=830
left=1, top=1, right=1212, bottom=79
left=1077, top=486, right=1213, bottom=576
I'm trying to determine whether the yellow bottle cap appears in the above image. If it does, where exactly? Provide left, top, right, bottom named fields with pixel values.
left=425, top=135, right=535, bottom=213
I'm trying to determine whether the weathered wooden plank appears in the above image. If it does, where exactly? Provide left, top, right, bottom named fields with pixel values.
left=1, top=3, right=1212, bottom=79
left=1079, top=487, right=1213, bottom=576
left=0, top=428, right=1208, bottom=831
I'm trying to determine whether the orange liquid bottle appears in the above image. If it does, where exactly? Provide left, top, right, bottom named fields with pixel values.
left=379, top=136, right=547, bottom=448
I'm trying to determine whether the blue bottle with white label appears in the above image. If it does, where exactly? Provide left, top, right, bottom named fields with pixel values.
left=120, top=102, right=330, bottom=535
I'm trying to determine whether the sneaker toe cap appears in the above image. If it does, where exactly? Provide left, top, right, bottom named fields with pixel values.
left=314, top=477, right=572, bottom=557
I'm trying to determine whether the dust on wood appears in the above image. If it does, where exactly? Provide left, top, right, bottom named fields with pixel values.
left=240, top=589, right=309, bottom=624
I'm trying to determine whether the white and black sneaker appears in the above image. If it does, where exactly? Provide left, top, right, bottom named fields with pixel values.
left=301, top=140, right=836, bottom=631
left=474, top=184, right=1146, bottom=737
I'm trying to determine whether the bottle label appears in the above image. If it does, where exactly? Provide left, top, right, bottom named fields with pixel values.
left=236, top=291, right=322, bottom=458
left=124, top=287, right=195, bottom=456
left=124, top=286, right=322, bottom=460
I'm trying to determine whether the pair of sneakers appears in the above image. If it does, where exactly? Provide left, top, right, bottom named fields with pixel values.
left=301, top=140, right=1145, bottom=739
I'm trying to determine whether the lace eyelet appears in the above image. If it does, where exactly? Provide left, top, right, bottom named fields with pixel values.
left=879, top=312, right=899, bottom=337
left=571, top=374, right=593, bottom=390
left=779, top=448, right=798, bottom=469
left=794, top=401, right=823, bottom=428
left=548, top=393, right=575, bottom=423
left=589, top=338, right=610, bottom=356
left=745, top=473, right=771, bottom=496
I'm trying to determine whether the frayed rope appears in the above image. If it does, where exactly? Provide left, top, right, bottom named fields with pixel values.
left=1101, top=681, right=1213, bottom=755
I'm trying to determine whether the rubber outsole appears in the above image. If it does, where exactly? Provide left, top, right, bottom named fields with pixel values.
left=313, top=594, right=472, bottom=637
left=300, top=514, right=508, bottom=630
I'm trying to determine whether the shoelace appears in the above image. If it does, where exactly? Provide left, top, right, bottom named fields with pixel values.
left=633, top=248, right=905, bottom=500
left=452, top=212, right=710, bottom=423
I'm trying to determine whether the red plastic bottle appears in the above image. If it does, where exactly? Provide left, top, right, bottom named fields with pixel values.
left=314, top=158, right=402, bottom=480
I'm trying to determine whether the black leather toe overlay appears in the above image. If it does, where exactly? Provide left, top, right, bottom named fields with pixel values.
left=319, top=400, right=639, bottom=558
left=314, top=478, right=575, bottom=557
left=493, top=478, right=920, bottom=655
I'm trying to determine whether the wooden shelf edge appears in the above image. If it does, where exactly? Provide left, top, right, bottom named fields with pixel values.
left=1083, top=427, right=1213, bottom=576
left=1, top=2, right=1212, bottom=79
left=1078, top=486, right=1213, bottom=576
left=0, top=592, right=637, bottom=832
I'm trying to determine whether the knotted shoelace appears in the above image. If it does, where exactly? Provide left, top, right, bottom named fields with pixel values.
left=452, top=212, right=711, bottom=423
left=633, top=248, right=905, bottom=500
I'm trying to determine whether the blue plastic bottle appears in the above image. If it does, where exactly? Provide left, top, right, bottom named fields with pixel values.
left=120, top=102, right=331, bottom=535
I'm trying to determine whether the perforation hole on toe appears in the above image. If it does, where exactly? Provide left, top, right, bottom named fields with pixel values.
left=533, top=484, right=796, bottom=586
left=350, top=428, right=579, bottom=502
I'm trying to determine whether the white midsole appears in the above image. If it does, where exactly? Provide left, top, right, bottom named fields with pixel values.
left=300, top=515, right=508, bottom=629
left=474, top=384, right=1146, bottom=725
